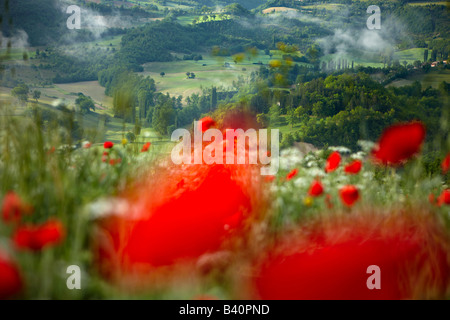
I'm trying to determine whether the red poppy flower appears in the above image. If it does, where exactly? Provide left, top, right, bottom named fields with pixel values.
left=109, top=158, right=122, bottom=166
left=93, top=112, right=267, bottom=282
left=13, top=219, right=65, bottom=251
left=104, top=141, right=114, bottom=149
left=308, top=180, right=324, bottom=197
left=372, top=122, right=425, bottom=166
left=437, top=189, right=450, bottom=206
left=82, top=141, right=91, bottom=149
left=47, top=146, right=56, bottom=155
left=325, top=194, right=333, bottom=209
left=199, top=117, right=216, bottom=132
left=428, top=193, right=436, bottom=205
left=0, top=250, right=22, bottom=299
left=286, top=169, right=298, bottom=181
left=141, top=142, right=151, bottom=152
left=325, top=151, right=341, bottom=173
left=93, top=163, right=264, bottom=280
left=1, top=192, right=32, bottom=224
left=264, top=175, right=276, bottom=183
left=176, top=179, right=185, bottom=189
left=339, top=185, right=360, bottom=207
left=442, top=153, right=450, bottom=174
left=252, top=212, right=450, bottom=299
left=344, top=160, right=362, bottom=174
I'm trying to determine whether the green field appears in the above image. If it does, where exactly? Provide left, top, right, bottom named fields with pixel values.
left=140, top=53, right=268, bottom=98
left=321, top=48, right=428, bottom=69
left=408, top=1, right=447, bottom=6
left=300, top=3, right=344, bottom=11
left=93, top=35, right=123, bottom=50
left=1, top=89, right=174, bottom=151
left=320, top=52, right=384, bottom=68
left=0, top=48, right=35, bottom=61
left=387, top=70, right=450, bottom=89
left=394, top=48, right=427, bottom=64
left=56, top=81, right=113, bottom=108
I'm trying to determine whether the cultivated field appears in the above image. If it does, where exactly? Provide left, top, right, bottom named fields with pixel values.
left=387, top=70, right=450, bottom=89
left=321, top=48, right=428, bottom=69
left=262, top=7, right=299, bottom=14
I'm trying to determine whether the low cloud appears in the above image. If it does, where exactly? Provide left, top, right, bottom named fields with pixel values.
left=0, top=30, right=30, bottom=50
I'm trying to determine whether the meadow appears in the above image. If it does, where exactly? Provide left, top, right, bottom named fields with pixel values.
left=320, top=47, right=428, bottom=69
left=387, top=69, right=450, bottom=89
left=0, top=104, right=449, bottom=299
left=139, top=51, right=291, bottom=98
left=1, top=0, right=449, bottom=301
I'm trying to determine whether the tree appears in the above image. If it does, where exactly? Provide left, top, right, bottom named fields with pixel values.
left=210, top=87, right=217, bottom=110
left=269, top=104, right=281, bottom=127
left=76, top=94, right=95, bottom=114
left=33, top=90, right=41, bottom=103
left=424, top=49, right=429, bottom=62
left=160, top=72, right=165, bottom=77
left=431, top=49, right=437, bottom=61
left=306, top=45, right=320, bottom=63
left=11, top=84, right=29, bottom=104
left=152, top=94, right=175, bottom=136
left=438, top=81, right=449, bottom=96
left=287, top=106, right=299, bottom=128
left=256, top=113, right=269, bottom=127
left=280, top=133, right=295, bottom=148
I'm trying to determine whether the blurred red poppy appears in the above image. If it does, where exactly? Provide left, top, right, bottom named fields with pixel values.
left=372, top=122, right=425, bottom=166
left=325, top=151, right=341, bottom=173
left=442, top=153, right=450, bottom=174
left=286, top=169, right=298, bottom=181
left=325, top=194, right=333, bottom=209
left=428, top=193, right=436, bottom=205
left=47, top=146, right=56, bottom=155
left=104, top=141, right=114, bottom=149
left=344, top=160, right=362, bottom=174
left=437, top=189, right=450, bottom=206
left=13, top=219, right=65, bottom=251
left=252, top=212, right=450, bottom=299
left=199, top=117, right=216, bottom=132
left=339, top=185, right=359, bottom=207
left=308, top=180, right=324, bottom=197
left=141, top=142, right=151, bottom=152
left=93, top=163, right=264, bottom=279
left=0, top=250, right=22, bottom=300
left=93, top=111, right=267, bottom=282
left=1, top=192, right=32, bottom=224
left=82, top=141, right=91, bottom=149
left=264, top=175, right=276, bottom=182
left=109, top=158, right=122, bottom=166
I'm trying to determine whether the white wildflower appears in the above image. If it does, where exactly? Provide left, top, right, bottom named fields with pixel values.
left=87, top=198, right=130, bottom=220
left=329, top=146, right=351, bottom=154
